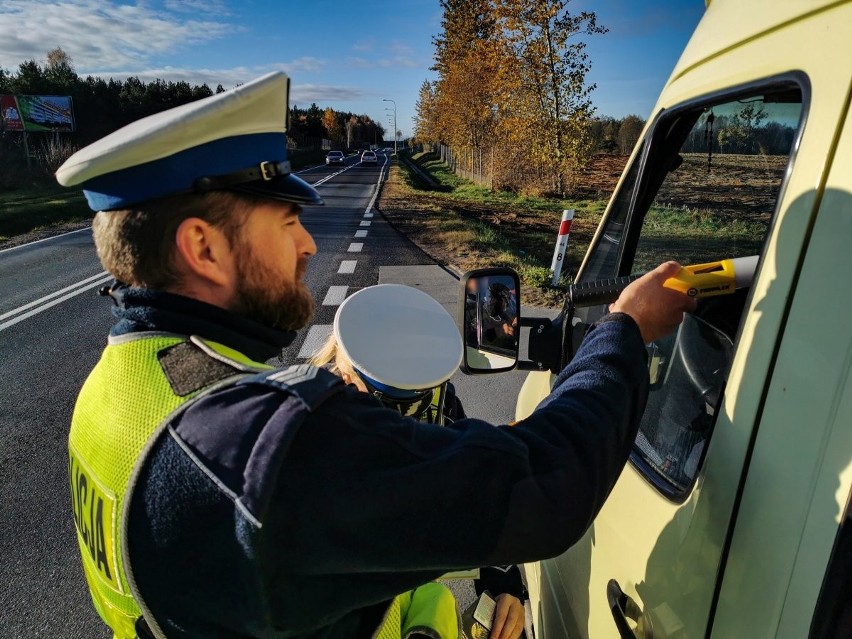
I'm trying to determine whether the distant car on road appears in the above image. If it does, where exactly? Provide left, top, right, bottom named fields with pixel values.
left=325, top=150, right=345, bottom=166
left=360, top=150, right=378, bottom=165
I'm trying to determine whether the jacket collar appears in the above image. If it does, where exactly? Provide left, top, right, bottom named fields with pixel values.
left=106, top=284, right=296, bottom=363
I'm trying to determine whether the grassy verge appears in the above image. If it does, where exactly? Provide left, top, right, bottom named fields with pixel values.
left=0, top=149, right=330, bottom=249
left=382, top=150, right=778, bottom=307
left=379, top=152, right=608, bottom=306
left=0, top=183, right=92, bottom=247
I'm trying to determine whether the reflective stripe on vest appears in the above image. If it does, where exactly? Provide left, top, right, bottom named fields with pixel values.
left=69, top=333, right=266, bottom=638
left=375, top=584, right=462, bottom=639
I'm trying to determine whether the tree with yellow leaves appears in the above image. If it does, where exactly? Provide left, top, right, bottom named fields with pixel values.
left=422, top=0, right=607, bottom=195
left=322, top=107, right=343, bottom=146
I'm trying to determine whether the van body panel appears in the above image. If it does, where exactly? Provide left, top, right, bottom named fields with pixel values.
left=522, top=2, right=852, bottom=636
left=515, top=370, right=555, bottom=422
left=713, top=112, right=852, bottom=637
left=670, top=0, right=849, bottom=86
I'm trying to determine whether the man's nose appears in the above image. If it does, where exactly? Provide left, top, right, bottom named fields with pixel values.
left=299, top=224, right=317, bottom=257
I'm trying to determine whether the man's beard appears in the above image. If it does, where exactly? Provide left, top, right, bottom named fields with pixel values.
left=232, top=252, right=315, bottom=332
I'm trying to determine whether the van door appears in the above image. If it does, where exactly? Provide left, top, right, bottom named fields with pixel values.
left=710, top=90, right=852, bottom=638
left=523, top=36, right=852, bottom=634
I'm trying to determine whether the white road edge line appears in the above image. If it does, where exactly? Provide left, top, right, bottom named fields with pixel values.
left=0, top=227, right=90, bottom=255
left=363, top=155, right=388, bottom=216
left=0, top=273, right=113, bottom=332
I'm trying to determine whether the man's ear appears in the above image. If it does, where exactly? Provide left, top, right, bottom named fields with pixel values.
left=173, top=217, right=234, bottom=288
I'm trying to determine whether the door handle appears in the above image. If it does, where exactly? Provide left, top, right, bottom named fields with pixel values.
left=607, top=579, right=652, bottom=639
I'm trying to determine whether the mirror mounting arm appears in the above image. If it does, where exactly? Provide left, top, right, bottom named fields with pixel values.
left=518, top=315, right=564, bottom=373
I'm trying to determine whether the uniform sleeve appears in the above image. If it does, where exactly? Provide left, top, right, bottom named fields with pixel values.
left=129, top=314, right=648, bottom=635
left=260, top=314, right=649, bottom=624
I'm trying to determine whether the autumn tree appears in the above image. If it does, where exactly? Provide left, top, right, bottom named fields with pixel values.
left=413, top=80, right=438, bottom=145
left=718, top=103, right=767, bottom=154
left=432, top=0, right=495, bottom=76
left=45, top=47, right=77, bottom=89
left=321, top=107, right=342, bottom=144
left=427, top=0, right=606, bottom=194
left=494, top=0, right=607, bottom=194
left=616, top=114, right=644, bottom=154
left=345, top=115, right=359, bottom=149
left=430, top=0, right=501, bottom=175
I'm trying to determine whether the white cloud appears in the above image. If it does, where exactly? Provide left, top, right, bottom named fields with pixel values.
left=281, top=57, right=327, bottom=74
left=389, top=40, right=414, bottom=57
left=376, top=57, right=418, bottom=68
left=0, top=0, right=233, bottom=71
left=352, top=40, right=374, bottom=52
left=345, top=55, right=418, bottom=70
left=163, top=0, right=230, bottom=15
left=72, top=62, right=369, bottom=104
left=290, top=84, right=376, bottom=104
left=80, top=58, right=326, bottom=88
left=345, top=56, right=373, bottom=69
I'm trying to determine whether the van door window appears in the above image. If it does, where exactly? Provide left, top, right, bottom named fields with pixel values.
left=577, top=81, right=805, bottom=498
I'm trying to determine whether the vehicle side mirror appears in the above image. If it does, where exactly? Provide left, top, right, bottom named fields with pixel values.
left=457, top=268, right=520, bottom=374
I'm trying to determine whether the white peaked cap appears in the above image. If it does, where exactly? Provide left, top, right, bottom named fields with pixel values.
left=334, top=284, right=463, bottom=391
left=55, top=71, right=322, bottom=211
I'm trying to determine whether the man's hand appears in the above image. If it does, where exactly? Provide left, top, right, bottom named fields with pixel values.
left=490, top=594, right=525, bottom=639
left=609, top=261, right=698, bottom=343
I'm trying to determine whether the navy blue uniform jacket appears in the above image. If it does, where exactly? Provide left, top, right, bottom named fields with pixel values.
left=113, top=289, right=649, bottom=639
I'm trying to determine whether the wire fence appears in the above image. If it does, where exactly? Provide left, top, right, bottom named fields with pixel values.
left=434, top=142, right=563, bottom=195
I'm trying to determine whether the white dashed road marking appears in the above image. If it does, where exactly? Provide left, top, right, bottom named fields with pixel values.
left=338, top=260, right=357, bottom=274
left=295, top=153, right=393, bottom=359
left=298, top=324, right=333, bottom=359
left=322, top=286, right=349, bottom=306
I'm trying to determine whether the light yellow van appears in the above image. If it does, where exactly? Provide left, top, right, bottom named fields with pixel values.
left=463, top=0, right=852, bottom=636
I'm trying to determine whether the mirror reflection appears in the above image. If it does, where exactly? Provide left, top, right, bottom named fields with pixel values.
left=463, top=273, right=519, bottom=370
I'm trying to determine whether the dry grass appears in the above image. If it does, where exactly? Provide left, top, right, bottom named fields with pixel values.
left=377, top=151, right=787, bottom=307
left=377, top=157, right=605, bottom=306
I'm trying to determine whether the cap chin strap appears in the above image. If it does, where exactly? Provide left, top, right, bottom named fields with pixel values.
left=192, top=160, right=292, bottom=192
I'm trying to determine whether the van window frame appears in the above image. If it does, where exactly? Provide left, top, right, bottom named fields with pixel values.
left=577, top=72, right=811, bottom=502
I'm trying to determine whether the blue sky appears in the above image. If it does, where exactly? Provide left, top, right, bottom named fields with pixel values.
left=0, top=0, right=705, bottom=138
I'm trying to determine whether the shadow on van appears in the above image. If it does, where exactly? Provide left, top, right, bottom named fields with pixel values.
left=537, top=188, right=852, bottom=637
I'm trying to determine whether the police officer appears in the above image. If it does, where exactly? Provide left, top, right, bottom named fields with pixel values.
left=314, top=283, right=465, bottom=424
left=316, top=284, right=524, bottom=637
left=59, top=72, right=695, bottom=639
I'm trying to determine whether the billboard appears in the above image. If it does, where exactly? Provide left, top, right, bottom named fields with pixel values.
left=1, top=95, right=75, bottom=132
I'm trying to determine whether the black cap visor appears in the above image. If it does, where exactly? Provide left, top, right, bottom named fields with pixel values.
left=230, top=173, right=324, bottom=206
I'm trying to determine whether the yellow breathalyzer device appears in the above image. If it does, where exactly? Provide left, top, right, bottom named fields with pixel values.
left=664, top=255, right=759, bottom=298
left=568, top=255, right=758, bottom=307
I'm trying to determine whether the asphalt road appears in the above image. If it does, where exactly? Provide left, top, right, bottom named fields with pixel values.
left=0, top=151, right=537, bottom=637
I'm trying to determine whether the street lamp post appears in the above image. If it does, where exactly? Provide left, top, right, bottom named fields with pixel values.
left=383, top=98, right=397, bottom=155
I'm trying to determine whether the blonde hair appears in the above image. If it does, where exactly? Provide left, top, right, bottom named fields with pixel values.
left=310, top=332, right=365, bottom=390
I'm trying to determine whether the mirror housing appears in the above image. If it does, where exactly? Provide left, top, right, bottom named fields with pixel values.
left=458, top=268, right=521, bottom=374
